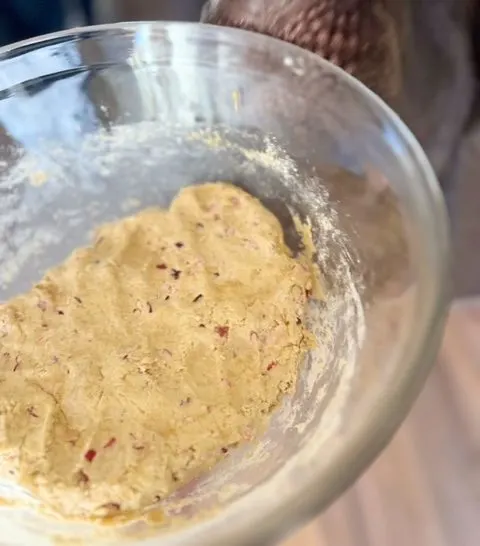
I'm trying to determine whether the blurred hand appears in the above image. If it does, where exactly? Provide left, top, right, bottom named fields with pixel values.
left=201, top=0, right=402, bottom=99
left=202, top=0, right=477, bottom=180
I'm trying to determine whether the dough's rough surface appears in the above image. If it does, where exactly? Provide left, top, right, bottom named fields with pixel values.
left=0, top=183, right=314, bottom=520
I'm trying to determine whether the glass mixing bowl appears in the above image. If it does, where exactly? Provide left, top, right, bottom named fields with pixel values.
left=0, top=22, right=449, bottom=546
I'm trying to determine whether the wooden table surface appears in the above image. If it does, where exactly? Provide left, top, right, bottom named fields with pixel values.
left=282, top=299, right=480, bottom=546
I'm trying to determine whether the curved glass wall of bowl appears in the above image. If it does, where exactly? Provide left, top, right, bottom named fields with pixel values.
left=0, top=22, right=448, bottom=546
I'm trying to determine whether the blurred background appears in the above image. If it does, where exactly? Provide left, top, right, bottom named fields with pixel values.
left=1, top=1, right=480, bottom=545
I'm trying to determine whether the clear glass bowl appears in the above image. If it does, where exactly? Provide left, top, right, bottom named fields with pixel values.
left=0, top=22, right=449, bottom=546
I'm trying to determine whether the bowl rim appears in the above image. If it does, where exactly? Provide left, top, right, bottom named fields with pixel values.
left=0, top=21, right=451, bottom=546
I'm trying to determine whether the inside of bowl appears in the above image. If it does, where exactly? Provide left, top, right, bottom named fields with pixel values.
left=0, top=23, right=440, bottom=546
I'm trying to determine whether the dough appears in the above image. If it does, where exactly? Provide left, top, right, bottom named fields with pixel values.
left=0, top=182, right=315, bottom=521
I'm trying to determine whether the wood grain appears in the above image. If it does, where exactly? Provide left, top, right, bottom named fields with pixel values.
left=282, top=300, right=480, bottom=546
